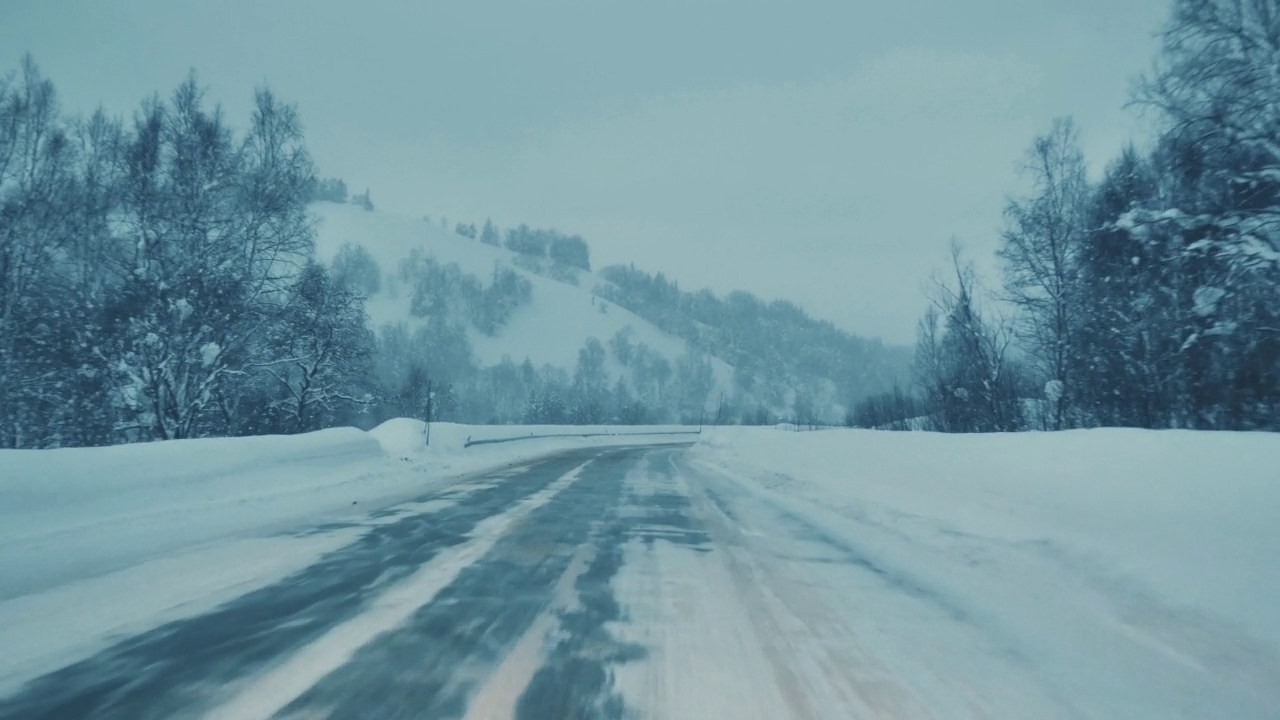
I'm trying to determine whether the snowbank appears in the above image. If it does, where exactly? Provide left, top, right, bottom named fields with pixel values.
left=1, top=427, right=378, bottom=523
left=1, top=429, right=385, bottom=598
left=0, top=421, right=696, bottom=599
left=689, top=427, right=1280, bottom=714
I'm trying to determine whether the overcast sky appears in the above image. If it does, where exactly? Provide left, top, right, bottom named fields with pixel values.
left=2, top=0, right=1172, bottom=344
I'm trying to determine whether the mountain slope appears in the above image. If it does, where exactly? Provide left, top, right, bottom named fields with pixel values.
left=311, top=202, right=907, bottom=423
left=313, top=205, right=692, bottom=372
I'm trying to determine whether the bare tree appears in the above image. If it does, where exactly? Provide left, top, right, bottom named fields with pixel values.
left=916, top=242, right=1023, bottom=433
left=108, top=77, right=316, bottom=440
left=848, top=385, right=920, bottom=430
left=261, top=263, right=373, bottom=432
left=0, top=56, right=79, bottom=446
left=999, top=117, right=1089, bottom=429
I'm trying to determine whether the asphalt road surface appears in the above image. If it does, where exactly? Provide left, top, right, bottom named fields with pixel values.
left=0, top=443, right=1084, bottom=719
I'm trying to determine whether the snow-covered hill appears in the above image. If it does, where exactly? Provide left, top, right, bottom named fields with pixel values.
left=312, top=203, right=735, bottom=397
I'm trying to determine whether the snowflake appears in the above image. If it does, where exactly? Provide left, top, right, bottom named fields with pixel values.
left=1192, top=287, right=1226, bottom=318
left=200, top=342, right=221, bottom=367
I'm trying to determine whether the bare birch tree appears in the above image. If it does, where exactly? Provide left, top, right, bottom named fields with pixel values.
left=999, top=118, right=1089, bottom=429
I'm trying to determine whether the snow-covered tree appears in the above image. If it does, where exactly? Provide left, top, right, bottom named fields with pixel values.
left=479, top=219, right=500, bottom=246
left=1138, top=0, right=1280, bottom=274
left=260, top=262, right=373, bottom=432
left=549, top=234, right=591, bottom=271
left=309, top=177, right=347, bottom=203
left=106, top=78, right=315, bottom=440
left=673, top=351, right=715, bottom=424
left=570, top=337, right=609, bottom=423
left=1116, top=0, right=1280, bottom=428
left=331, top=241, right=381, bottom=297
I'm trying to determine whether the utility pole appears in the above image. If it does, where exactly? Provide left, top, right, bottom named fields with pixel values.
left=424, top=378, right=435, bottom=447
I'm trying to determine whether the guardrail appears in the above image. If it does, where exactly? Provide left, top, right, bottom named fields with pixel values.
left=463, top=429, right=701, bottom=449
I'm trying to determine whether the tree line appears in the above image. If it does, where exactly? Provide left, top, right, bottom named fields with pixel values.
left=0, top=57, right=389, bottom=446
left=0, top=53, right=714, bottom=448
left=863, top=0, right=1279, bottom=432
left=369, top=248, right=719, bottom=427
left=596, top=263, right=910, bottom=420
left=456, top=219, right=594, bottom=285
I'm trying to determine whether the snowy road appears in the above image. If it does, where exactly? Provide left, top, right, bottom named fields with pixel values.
left=1, top=441, right=1274, bottom=719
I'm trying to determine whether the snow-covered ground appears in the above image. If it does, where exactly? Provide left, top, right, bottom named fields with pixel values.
left=687, top=426, right=1280, bottom=718
left=0, top=421, right=692, bottom=694
left=3, top=423, right=1275, bottom=718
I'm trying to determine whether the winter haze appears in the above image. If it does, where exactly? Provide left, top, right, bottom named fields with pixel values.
left=4, top=1, right=1280, bottom=718
left=2, top=0, right=1167, bottom=343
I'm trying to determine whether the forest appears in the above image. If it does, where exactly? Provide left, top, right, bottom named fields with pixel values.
left=0, top=63, right=347, bottom=447
left=856, top=0, right=1280, bottom=432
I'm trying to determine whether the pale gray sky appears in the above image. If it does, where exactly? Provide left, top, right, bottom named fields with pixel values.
left=1, top=0, right=1171, bottom=343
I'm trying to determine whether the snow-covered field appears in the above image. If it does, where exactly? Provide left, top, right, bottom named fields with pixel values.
left=688, top=427, right=1280, bottom=717
left=0, top=421, right=692, bottom=694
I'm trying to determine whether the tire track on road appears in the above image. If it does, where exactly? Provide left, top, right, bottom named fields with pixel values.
left=0, top=449, right=600, bottom=720
left=274, top=447, right=646, bottom=720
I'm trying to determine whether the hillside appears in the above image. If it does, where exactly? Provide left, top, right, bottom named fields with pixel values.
left=312, top=204, right=725, bottom=382
left=311, top=203, right=909, bottom=425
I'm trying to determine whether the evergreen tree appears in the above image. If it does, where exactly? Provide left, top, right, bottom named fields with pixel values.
left=549, top=234, right=591, bottom=271
left=479, top=219, right=500, bottom=246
